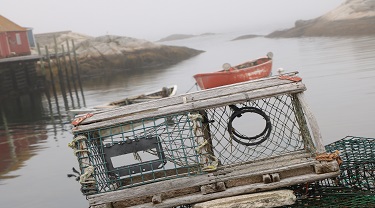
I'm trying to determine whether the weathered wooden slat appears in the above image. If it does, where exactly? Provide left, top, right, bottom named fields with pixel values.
left=74, top=82, right=306, bottom=133
left=78, top=72, right=299, bottom=125
left=213, top=157, right=315, bottom=183
left=88, top=173, right=209, bottom=206
left=216, top=160, right=317, bottom=186
left=218, top=150, right=311, bottom=171
left=296, top=93, right=325, bottom=153
left=128, top=172, right=339, bottom=208
left=87, top=151, right=319, bottom=206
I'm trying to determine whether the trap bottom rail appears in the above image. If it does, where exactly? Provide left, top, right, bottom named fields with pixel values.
left=88, top=151, right=340, bottom=208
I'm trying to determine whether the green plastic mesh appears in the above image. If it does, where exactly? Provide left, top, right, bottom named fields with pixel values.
left=71, top=94, right=316, bottom=195
left=282, top=136, right=375, bottom=208
left=323, top=136, right=375, bottom=191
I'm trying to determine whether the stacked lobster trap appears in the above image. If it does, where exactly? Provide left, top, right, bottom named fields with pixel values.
left=69, top=72, right=340, bottom=208
left=282, top=136, right=375, bottom=208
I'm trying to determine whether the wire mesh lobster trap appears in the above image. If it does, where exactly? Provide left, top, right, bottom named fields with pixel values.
left=69, top=72, right=340, bottom=208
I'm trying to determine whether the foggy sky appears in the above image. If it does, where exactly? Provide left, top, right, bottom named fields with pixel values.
left=1, top=0, right=343, bottom=41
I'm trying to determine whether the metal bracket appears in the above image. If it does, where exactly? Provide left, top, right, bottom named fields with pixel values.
left=103, top=135, right=166, bottom=177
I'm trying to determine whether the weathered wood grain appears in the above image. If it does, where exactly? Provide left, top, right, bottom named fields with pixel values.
left=296, top=93, right=325, bottom=153
left=128, top=172, right=339, bottom=208
left=77, top=72, right=299, bottom=125
left=74, top=82, right=306, bottom=133
left=87, top=151, right=330, bottom=206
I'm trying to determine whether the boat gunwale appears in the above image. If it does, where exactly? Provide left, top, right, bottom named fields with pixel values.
left=193, top=56, right=272, bottom=78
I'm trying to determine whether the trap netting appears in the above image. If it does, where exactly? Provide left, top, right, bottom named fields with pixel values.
left=281, top=136, right=375, bottom=208
left=71, top=94, right=317, bottom=195
left=323, top=136, right=375, bottom=191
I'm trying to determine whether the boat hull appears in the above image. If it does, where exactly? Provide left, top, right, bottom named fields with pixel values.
left=69, top=85, right=177, bottom=117
left=194, top=57, right=272, bottom=89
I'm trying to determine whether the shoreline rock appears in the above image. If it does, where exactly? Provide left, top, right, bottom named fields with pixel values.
left=157, top=33, right=215, bottom=42
left=231, top=34, right=263, bottom=41
left=266, top=0, right=375, bottom=38
left=267, top=16, right=375, bottom=38
left=34, top=32, right=204, bottom=77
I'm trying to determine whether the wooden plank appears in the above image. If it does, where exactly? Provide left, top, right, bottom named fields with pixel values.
left=88, top=174, right=209, bottom=206
left=222, top=161, right=317, bottom=187
left=78, top=72, right=300, bottom=125
left=296, top=93, right=325, bottom=153
left=74, top=82, right=306, bottom=133
left=217, top=150, right=311, bottom=171
left=213, top=158, right=316, bottom=183
left=128, top=172, right=340, bottom=208
left=88, top=151, right=314, bottom=206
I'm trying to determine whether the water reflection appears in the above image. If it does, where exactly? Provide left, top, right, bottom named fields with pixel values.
left=0, top=35, right=374, bottom=208
left=0, top=123, right=48, bottom=180
left=0, top=94, right=48, bottom=179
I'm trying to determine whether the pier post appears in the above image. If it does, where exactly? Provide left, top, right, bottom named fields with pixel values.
left=72, top=40, right=86, bottom=107
left=62, top=45, right=75, bottom=108
left=66, top=40, right=81, bottom=107
left=45, top=45, right=61, bottom=116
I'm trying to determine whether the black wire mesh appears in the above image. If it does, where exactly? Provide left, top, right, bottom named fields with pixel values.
left=206, top=95, right=307, bottom=165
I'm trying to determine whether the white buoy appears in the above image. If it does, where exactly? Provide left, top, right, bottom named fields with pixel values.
left=277, top=68, right=285, bottom=75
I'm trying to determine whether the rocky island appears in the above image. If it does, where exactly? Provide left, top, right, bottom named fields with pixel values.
left=35, top=32, right=204, bottom=77
left=156, top=33, right=215, bottom=42
left=267, top=0, right=375, bottom=38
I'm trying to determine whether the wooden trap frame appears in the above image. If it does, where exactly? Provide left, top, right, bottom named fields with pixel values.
left=69, top=72, right=340, bottom=208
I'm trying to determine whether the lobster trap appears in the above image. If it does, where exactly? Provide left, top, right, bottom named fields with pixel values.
left=281, top=136, right=375, bottom=208
left=69, top=72, right=340, bottom=208
left=323, top=136, right=375, bottom=191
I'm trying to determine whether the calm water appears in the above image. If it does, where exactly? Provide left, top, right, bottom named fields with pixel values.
left=1, top=34, right=375, bottom=207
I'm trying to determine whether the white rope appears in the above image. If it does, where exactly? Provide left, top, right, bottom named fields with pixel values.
left=68, top=134, right=87, bottom=150
left=189, top=113, right=218, bottom=172
left=188, top=113, right=203, bottom=135
left=79, top=166, right=96, bottom=184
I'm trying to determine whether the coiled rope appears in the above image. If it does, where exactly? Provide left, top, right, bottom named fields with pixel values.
left=228, top=106, right=272, bottom=146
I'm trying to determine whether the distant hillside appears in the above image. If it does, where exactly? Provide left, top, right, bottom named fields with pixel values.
left=267, top=0, right=375, bottom=38
left=231, top=34, right=263, bottom=41
left=157, top=33, right=215, bottom=42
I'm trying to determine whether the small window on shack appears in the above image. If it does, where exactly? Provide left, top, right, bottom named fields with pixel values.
left=16, top=33, right=21, bottom=45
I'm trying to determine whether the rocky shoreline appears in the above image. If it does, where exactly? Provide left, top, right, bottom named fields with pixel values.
left=231, top=0, right=375, bottom=40
left=33, top=0, right=375, bottom=77
left=267, top=16, right=375, bottom=38
left=34, top=33, right=204, bottom=77
left=267, top=0, right=375, bottom=38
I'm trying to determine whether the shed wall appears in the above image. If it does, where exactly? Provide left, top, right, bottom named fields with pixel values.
left=0, top=33, right=10, bottom=58
left=6, top=31, right=31, bottom=56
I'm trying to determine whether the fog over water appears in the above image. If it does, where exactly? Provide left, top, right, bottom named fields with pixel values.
left=1, top=33, right=374, bottom=207
left=2, top=1, right=375, bottom=207
left=1, top=0, right=342, bottom=40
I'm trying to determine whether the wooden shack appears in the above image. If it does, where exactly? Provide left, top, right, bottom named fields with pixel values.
left=0, top=15, right=31, bottom=58
left=69, top=72, right=340, bottom=208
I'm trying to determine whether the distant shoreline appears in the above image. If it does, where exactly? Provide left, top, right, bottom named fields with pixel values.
left=267, top=16, right=375, bottom=38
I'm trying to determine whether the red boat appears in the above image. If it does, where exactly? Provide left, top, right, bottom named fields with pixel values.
left=193, top=52, right=273, bottom=89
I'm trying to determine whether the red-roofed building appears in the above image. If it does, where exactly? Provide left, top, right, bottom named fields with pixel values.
left=0, top=15, right=31, bottom=58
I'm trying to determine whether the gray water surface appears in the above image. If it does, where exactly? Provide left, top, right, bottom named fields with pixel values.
left=1, top=34, right=374, bottom=208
